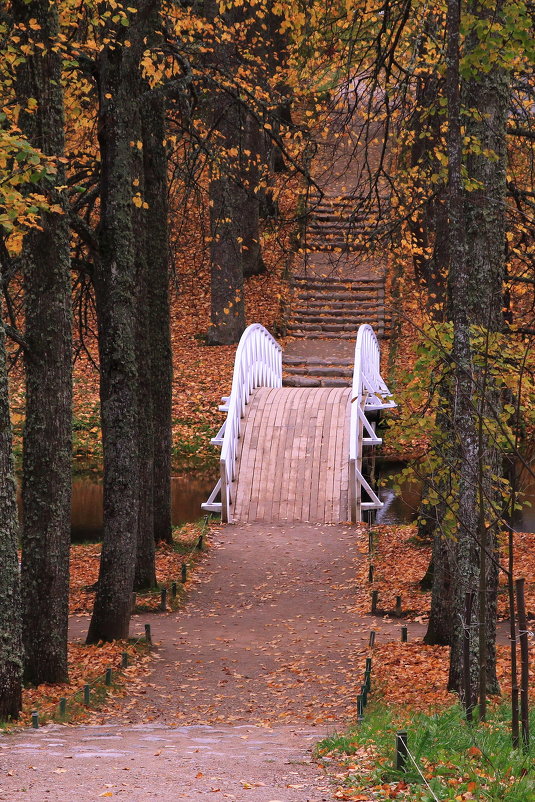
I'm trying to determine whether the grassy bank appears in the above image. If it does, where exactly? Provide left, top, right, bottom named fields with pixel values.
left=319, top=703, right=535, bottom=801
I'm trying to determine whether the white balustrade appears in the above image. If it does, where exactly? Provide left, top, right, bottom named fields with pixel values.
left=349, top=324, right=396, bottom=522
left=202, top=324, right=282, bottom=522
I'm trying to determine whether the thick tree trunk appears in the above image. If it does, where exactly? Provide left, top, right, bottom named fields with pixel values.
left=87, top=18, right=143, bottom=643
left=133, top=106, right=156, bottom=591
left=142, top=92, right=173, bottom=545
left=241, top=115, right=266, bottom=278
left=444, top=0, right=507, bottom=698
left=0, top=309, right=23, bottom=719
left=13, top=0, right=73, bottom=684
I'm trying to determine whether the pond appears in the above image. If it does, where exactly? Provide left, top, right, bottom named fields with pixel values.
left=70, top=474, right=216, bottom=542
left=64, top=459, right=535, bottom=541
left=376, top=461, right=535, bottom=532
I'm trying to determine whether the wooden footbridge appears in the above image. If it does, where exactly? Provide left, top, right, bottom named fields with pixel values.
left=202, top=324, right=394, bottom=524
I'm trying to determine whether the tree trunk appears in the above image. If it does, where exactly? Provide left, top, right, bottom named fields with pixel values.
left=133, top=103, right=156, bottom=591
left=87, top=15, right=144, bottom=642
left=13, top=0, right=73, bottom=685
left=241, top=115, right=266, bottom=279
left=142, top=91, right=173, bottom=545
left=444, top=0, right=507, bottom=698
left=0, top=308, right=23, bottom=719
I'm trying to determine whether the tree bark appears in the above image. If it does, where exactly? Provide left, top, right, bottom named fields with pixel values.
left=12, top=0, right=73, bottom=684
left=444, top=0, right=507, bottom=697
left=87, top=10, right=146, bottom=642
left=142, top=91, right=173, bottom=545
left=133, top=102, right=156, bottom=591
left=0, top=307, right=23, bottom=719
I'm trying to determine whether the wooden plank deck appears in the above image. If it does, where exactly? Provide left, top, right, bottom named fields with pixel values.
left=232, top=387, right=351, bottom=523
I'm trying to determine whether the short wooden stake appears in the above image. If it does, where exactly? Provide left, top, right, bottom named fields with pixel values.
left=181, top=563, right=187, bottom=583
left=32, top=711, right=39, bottom=729
left=361, top=683, right=368, bottom=706
left=368, top=630, right=376, bottom=648
left=368, top=564, right=374, bottom=583
left=59, top=697, right=67, bottom=717
left=364, top=670, right=371, bottom=693
left=84, top=684, right=90, bottom=706
left=171, top=582, right=177, bottom=597
left=368, top=529, right=375, bottom=556
left=145, top=623, right=152, bottom=645
left=395, top=595, right=402, bottom=617
left=396, top=730, right=408, bottom=772
left=371, top=590, right=378, bottom=615
left=197, top=534, right=204, bottom=550
left=401, top=626, right=408, bottom=642
left=160, top=587, right=167, bottom=611
left=365, top=657, right=372, bottom=674
left=105, top=668, right=113, bottom=686
left=357, top=694, right=364, bottom=721
left=121, top=651, right=129, bottom=668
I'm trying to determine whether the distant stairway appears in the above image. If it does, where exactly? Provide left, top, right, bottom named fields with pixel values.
left=306, top=193, right=369, bottom=253
left=286, top=274, right=388, bottom=342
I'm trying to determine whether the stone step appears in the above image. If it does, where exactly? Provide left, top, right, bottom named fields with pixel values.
left=294, top=302, right=383, bottom=312
left=283, top=366, right=353, bottom=377
left=297, top=291, right=381, bottom=302
left=283, top=355, right=353, bottom=366
left=282, top=376, right=350, bottom=388
left=292, top=315, right=384, bottom=327
left=288, top=321, right=386, bottom=333
left=289, top=330, right=389, bottom=340
left=293, top=275, right=384, bottom=285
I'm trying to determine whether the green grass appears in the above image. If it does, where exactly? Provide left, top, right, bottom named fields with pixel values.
left=317, top=703, right=535, bottom=801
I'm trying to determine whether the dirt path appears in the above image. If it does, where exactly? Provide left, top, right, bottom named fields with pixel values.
left=1, top=522, right=415, bottom=801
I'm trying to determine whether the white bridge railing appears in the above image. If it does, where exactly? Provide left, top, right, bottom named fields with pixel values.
left=202, top=324, right=282, bottom=523
left=349, top=324, right=396, bottom=522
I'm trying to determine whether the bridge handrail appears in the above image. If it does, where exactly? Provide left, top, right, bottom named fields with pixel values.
left=349, top=324, right=395, bottom=521
left=219, top=324, right=282, bottom=522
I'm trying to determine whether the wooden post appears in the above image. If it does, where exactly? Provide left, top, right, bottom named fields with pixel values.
left=368, top=564, right=374, bottom=583
left=59, top=697, right=67, bottom=717
left=181, top=563, right=187, bottom=583
left=145, top=623, right=152, bottom=645
left=516, top=578, right=530, bottom=750
left=396, top=730, right=408, bottom=772
left=357, top=694, right=364, bottom=721
left=394, top=595, right=402, bottom=617
left=105, top=668, right=113, bottom=686
left=463, top=590, right=474, bottom=722
left=160, top=587, right=167, bottom=611
left=371, top=590, right=379, bottom=615
left=32, top=711, right=39, bottom=729
left=401, top=626, right=408, bottom=642
left=369, top=630, right=376, bottom=648
left=172, top=581, right=177, bottom=597
left=121, top=651, right=129, bottom=668
left=84, top=684, right=90, bottom=706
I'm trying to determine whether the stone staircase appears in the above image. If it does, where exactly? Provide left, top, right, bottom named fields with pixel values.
left=286, top=274, right=388, bottom=340
left=283, top=353, right=353, bottom=387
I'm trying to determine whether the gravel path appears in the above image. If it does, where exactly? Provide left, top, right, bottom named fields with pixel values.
left=0, top=522, right=412, bottom=801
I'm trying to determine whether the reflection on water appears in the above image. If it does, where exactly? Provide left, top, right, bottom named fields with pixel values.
left=376, top=461, right=535, bottom=531
left=71, top=475, right=216, bottom=542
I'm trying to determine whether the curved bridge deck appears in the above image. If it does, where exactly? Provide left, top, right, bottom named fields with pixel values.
left=233, top=387, right=350, bottom=523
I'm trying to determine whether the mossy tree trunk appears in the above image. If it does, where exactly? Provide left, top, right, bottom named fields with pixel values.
left=87, top=6, right=150, bottom=642
left=439, top=0, right=508, bottom=699
left=0, top=308, right=23, bottom=720
left=12, top=0, right=73, bottom=685
left=142, top=91, right=173, bottom=546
